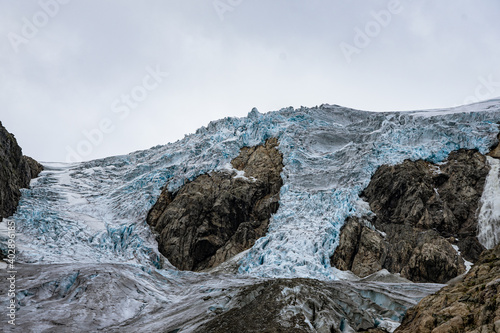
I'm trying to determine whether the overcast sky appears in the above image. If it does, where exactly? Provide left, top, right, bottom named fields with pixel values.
left=1, top=0, right=499, bottom=162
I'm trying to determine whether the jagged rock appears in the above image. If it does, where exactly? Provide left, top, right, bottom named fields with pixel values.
left=23, top=155, right=44, bottom=179
left=395, top=243, right=500, bottom=333
left=147, top=138, right=283, bottom=271
left=332, top=217, right=388, bottom=278
left=0, top=121, right=43, bottom=221
left=332, top=149, right=490, bottom=283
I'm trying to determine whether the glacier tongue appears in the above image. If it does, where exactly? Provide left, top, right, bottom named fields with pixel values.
left=5, top=102, right=500, bottom=280
left=478, top=156, right=500, bottom=249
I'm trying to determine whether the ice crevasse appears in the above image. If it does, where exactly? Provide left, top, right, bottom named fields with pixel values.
left=5, top=100, right=500, bottom=280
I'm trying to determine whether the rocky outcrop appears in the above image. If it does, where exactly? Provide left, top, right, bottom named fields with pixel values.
left=197, top=277, right=426, bottom=333
left=488, top=132, right=500, bottom=159
left=0, top=121, right=43, bottom=221
left=332, top=217, right=466, bottom=284
left=395, top=243, right=500, bottom=333
left=24, top=155, right=44, bottom=179
left=332, top=217, right=390, bottom=278
left=332, top=149, right=491, bottom=283
left=147, top=138, right=283, bottom=271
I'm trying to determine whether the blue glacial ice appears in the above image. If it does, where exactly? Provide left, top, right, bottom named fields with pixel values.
left=4, top=100, right=500, bottom=281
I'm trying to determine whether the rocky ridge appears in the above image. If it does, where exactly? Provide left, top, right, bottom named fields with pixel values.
left=332, top=149, right=491, bottom=283
left=147, top=138, right=283, bottom=271
left=197, top=276, right=436, bottom=333
left=395, top=242, right=500, bottom=333
left=0, top=121, right=43, bottom=221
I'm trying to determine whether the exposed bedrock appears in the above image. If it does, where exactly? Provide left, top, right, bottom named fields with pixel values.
left=147, top=138, right=283, bottom=271
left=395, top=243, right=500, bottom=333
left=0, top=121, right=43, bottom=221
left=488, top=132, right=500, bottom=159
left=198, top=277, right=435, bottom=333
left=332, top=149, right=491, bottom=283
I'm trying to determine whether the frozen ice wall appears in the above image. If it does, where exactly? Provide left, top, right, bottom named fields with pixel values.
left=4, top=101, right=500, bottom=280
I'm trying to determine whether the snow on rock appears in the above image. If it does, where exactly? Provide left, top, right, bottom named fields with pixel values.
left=452, top=244, right=473, bottom=273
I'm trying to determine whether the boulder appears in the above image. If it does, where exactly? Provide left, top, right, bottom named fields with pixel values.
left=395, top=243, right=500, bottom=333
left=331, top=217, right=388, bottom=278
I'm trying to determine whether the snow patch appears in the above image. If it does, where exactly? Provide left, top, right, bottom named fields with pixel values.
left=452, top=244, right=473, bottom=273
left=221, top=163, right=257, bottom=182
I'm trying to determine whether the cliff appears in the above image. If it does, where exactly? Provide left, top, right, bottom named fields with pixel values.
left=395, top=243, right=500, bottom=333
left=147, top=138, right=283, bottom=271
left=0, top=121, right=43, bottom=221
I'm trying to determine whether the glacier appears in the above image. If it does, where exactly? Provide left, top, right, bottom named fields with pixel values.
left=1, top=99, right=500, bottom=332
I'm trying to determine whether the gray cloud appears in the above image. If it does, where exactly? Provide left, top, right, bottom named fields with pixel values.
left=1, top=0, right=499, bottom=162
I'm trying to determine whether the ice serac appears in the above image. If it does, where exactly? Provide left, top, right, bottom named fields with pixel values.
left=395, top=242, right=500, bottom=333
left=0, top=121, right=43, bottom=221
left=332, top=149, right=491, bottom=283
left=147, top=138, right=283, bottom=271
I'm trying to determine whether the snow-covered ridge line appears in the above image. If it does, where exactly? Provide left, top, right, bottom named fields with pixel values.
left=3, top=101, right=500, bottom=280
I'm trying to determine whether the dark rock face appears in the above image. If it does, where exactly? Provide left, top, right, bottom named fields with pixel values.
left=365, top=149, right=489, bottom=262
left=0, top=121, right=43, bottom=221
left=24, top=155, right=44, bottom=179
left=332, top=149, right=490, bottom=283
left=488, top=132, right=500, bottom=159
left=332, top=217, right=465, bottom=284
left=332, top=217, right=388, bottom=278
left=147, top=138, right=283, bottom=271
left=395, top=243, right=500, bottom=333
